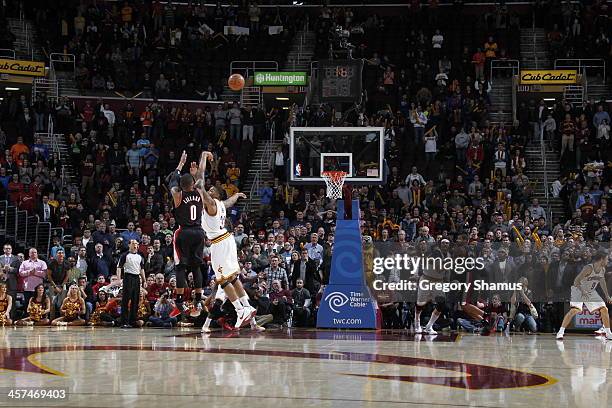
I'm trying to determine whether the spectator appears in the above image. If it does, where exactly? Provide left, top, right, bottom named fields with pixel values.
left=0, top=243, right=20, bottom=313
left=18, top=248, right=48, bottom=308
left=47, top=250, right=69, bottom=319
left=149, top=293, right=177, bottom=328
left=291, top=279, right=311, bottom=327
left=509, top=277, right=538, bottom=333
left=269, top=279, right=292, bottom=325
left=304, top=234, right=324, bottom=267
left=228, top=102, right=242, bottom=141
left=264, top=255, right=289, bottom=290
left=290, top=249, right=319, bottom=295
left=410, top=106, right=428, bottom=145
left=144, top=246, right=164, bottom=276
left=88, top=243, right=113, bottom=281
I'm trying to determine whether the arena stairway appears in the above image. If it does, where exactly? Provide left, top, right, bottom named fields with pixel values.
left=489, top=77, right=514, bottom=125
left=586, top=82, right=611, bottom=104
left=55, top=71, right=80, bottom=97
left=238, top=139, right=284, bottom=215
left=524, top=143, right=565, bottom=223
left=38, top=127, right=77, bottom=186
left=7, top=17, right=45, bottom=61
left=284, top=30, right=316, bottom=73
left=520, top=28, right=550, bottom=69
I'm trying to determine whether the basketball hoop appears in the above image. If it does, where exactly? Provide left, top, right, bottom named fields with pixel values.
left=321, top=171, right=347, bottom=199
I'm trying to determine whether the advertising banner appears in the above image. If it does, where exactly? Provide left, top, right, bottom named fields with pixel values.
left=519, top=70, right=577, bottom=84
left=254, top=71, right=307, bottom=86
left=0, top=59, right=45, bottom=77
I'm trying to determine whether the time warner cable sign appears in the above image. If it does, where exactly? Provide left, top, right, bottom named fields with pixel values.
left=316, top=200, right=379, bottom=329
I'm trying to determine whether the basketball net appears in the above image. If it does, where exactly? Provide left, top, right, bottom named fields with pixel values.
left=321, top=171, right=347, bottom=199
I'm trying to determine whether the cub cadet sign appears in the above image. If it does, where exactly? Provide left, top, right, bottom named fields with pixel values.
left=520, top=70, right=577, bottom=85
left=254, top=71, right=307, bottom=86
left=0, top=59, right=45, bottom=77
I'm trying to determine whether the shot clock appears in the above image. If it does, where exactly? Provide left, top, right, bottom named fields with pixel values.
left=318, top=59, right=364, bottom=103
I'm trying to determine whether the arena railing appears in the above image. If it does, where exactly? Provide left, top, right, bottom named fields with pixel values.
left=0, top=201, right=7, bottom=239
left=18, top=1, right=26, bottom=30
left=15, top=210, right=27, bottom=248
left=4, top=206, right=17, bottom=244
left=50, top=53, right=76, bottom=78
left=244, top=121, right=275, bottom=214
left=26, top=215, right=39, bottom=249
left=0, top=49, right=16, bottom=59
left=554, top=59, right=606, bottom=83
left=539, top=120, right=551, bottom=227
left=489, top=59, right=519, bottom=85
left=36, top=222, right=52, bottom=257
left=33, top=78, right=59, bottom=103
left=512, top=75, right=518, bottom=123
left=145, top=1, right=552, bottom=7
left=229, top=61, right=278, bottom=79
left=69, top=94, right=223, bottom=107
left=306, top=60, right=318, bottom=107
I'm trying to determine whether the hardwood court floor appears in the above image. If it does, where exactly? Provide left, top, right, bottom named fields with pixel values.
left=0, top=327, right=609, bottom=407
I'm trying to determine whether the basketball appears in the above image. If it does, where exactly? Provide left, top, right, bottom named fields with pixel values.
left=228, top=73, right=245, bottom=91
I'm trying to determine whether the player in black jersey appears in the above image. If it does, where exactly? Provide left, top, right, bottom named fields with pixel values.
left=168, top=151, right=207, bottom=311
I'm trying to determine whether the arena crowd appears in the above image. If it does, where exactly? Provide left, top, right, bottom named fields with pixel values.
left=0, top=1, right=609, bottom=332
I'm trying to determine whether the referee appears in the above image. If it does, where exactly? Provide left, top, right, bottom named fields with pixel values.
left=117, top=239, right=146, bottom=328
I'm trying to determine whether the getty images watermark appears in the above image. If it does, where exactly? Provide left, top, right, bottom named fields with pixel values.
left=365, top=242, right=527, bottom=302
left=371, top=253, right=522, bottom=292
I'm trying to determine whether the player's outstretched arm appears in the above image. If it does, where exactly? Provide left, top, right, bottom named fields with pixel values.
left=170, top=150, right=188, bottom=207
left=193, top=155, right=217, bottom=214
left=224, top=192, right=247, bottom=209
left=195, top=151, right=213, bottom=189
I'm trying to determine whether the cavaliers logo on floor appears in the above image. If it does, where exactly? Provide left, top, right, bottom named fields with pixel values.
left=0, top=345, right=556, bottom=390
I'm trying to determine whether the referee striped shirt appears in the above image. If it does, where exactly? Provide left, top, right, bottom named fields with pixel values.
left=117, top=251, right=144, bottom=275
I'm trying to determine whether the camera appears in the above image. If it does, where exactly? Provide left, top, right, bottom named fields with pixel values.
left=333, top=26, right=350, bottom=39
left=161, top=288, right=172, bottom=299
left=329, top=25, right=355, bottom=51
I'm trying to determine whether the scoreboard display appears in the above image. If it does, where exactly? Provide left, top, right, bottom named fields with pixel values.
left=318, top=59, right=363, bottom=103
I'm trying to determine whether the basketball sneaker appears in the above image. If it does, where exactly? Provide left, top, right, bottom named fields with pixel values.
left=250, top=318, right=265, bottom=332
left=201, top=325, right=212, bottom=334
left=219, top=317, right=237, bottom=331
left=414, top=326, right=423, bottom=334
left=606, top=331, right=612, bottom=341
left=425, top=327, right=437, bottom=335
left=239, top=306, right=257, bottom=328
left=234, top=309, right=248, bottom=329
left=555, top=331, right=564, bottom=340
left=595, top=327, right=605, bottom=336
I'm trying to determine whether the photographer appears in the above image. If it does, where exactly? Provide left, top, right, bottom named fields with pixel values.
left=269, top=280, right=292, bottom=325
left=148, top=288, right=177, bottom=328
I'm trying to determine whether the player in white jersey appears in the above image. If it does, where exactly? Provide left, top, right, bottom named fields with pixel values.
left=557, top=251, right=612, bottom=340
left=195, top=151, right=258, bottom=330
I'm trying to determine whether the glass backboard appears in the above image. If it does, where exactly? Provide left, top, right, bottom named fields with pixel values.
left=289, top=127, right=385, bottom=184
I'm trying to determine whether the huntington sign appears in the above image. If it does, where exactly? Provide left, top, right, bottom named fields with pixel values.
left=254, top=71, right=307, bottom=86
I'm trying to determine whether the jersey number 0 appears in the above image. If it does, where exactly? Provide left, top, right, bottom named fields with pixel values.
left=190, top=205, right=198, bottom=221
